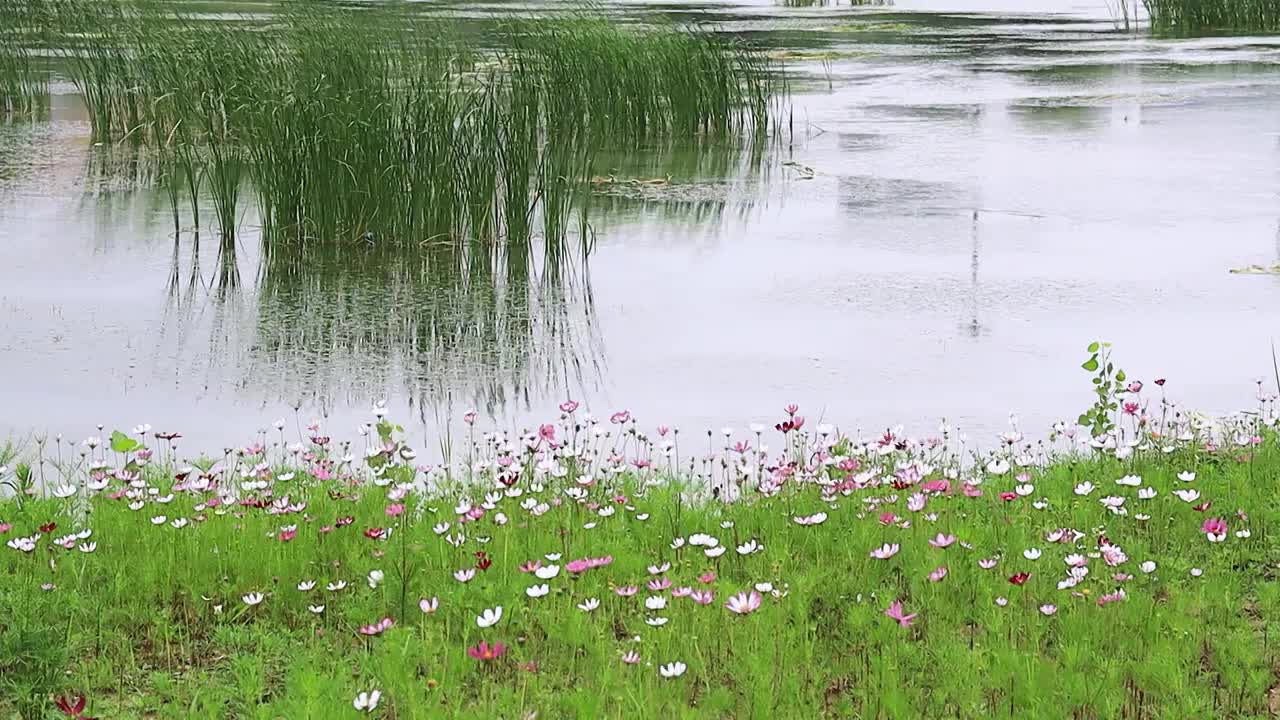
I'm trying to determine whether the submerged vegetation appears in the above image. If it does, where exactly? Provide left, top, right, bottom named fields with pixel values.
left=1144, top=0, right=1280, bottom=33
left=1, top=353, right=1279, bottom=717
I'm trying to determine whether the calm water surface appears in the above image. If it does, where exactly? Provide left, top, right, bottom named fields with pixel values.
left=3, top=0, right=1279, bottom=449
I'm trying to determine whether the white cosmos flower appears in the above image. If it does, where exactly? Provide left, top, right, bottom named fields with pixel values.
left=297, top=580, right=316, bottom=592
left=688, top=534, right=718, bottom=547
left=736, top=539, right=762, bottom=555
left=1014, top=484, right=1034, bottom=496
left=535, top=565, right=561, bottom=580
left=1140, top=561, right=1157, bottom=574
left=1137, top=487, right=1157, bottom=500
left=1236, top=529, right=1251, bottom=539
left=704, top=546, right=727, bottom=558
left=150, top=516, right=167, bottom=525
left=77, top=542, right=97, bottom=553
left=648, top=563, right=671, bottom=575
left=1177, top=471, right=1196, bottom=482
left=1174, top=489, right=1200, bottom=503
left=545, top=553, right=562, bottom=561
left=432, top=523, right=450, bottom=535
left=659, top=661, right=686, bottom=678
left=170, top=518, right=188, bottom=529
left=52, top=485, right=76, bottom=499
left=645, top=617, right=669, bottom=627
left=645, top=596, right=668, bottom=611
left=308, top=605, right=325, bottom=614
left=476, top=606, right=503, bottom=628
left=367, top=570, right=384, bottom=589
left=986, top=459, right=1010, bottom=475
left=754, top=582, right=774, bottom=593
left=1074, top=482, right=1095, bottom=496
left=327, top=581, right=348, bottom=592
left=1023, top=548, right=1042, bottom=561
left=526, top=584, right=550, bottom=598
left=670, top=538, right=686, bottom=550
left=577, top=598, right=600, bottom=612
left=1116, top=475, right=1142, bottom=487
left=353, top=690, right=381, bottom=712
left=454, top=568, right=476, bottom=583
left=242, top=592, right=264, bottom=606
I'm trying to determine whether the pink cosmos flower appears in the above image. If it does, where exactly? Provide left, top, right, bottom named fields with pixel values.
left=519, top=561, right=542, bottom=573
left=565, top=559, right=591, bottom=574
left=962, top=484, right=983, bottom=498
left=698, top=572, right=716, bottom=584
left=884, top=600, right=916, bottom=628
left=621, top=650, right=641, bottom=665
left=1201, top=517, right=1228, bottom=542
left=1097, top=590, right=1127, bottom=607
left=725, top=591, right=762, bottom=615
left=907, top=493, right=927, bottom=512
left=671, top=587, right=693, bottom=598
left=358, top=617, right=394, bottom=636
left=878, top=512, right=899, bottom=526
left=978, top=558, right=998, bottom=569
left=929, top=533, right=956, bottom=548
left=1039, top=604, right=1057, bottom=616
left=690, top=589, right=715, bottom=605
left=647, top=578, right=672, bottom=592
left=0, top=523, right=11, bottom=534
left=539, top=424, right=556, bottom=442
left=385, top=504, right=404, bottom=517
left=927, top=566, right=949, bottom=583
left=869, top=543, right=900, bottom=560
left=559, top=400, right=579, bottom=414
left=279, top=527, right=297, bottom=543
left=467, top=641, right=506, bottom=661
left=614, top=586, right=639, bottom=597
left=610, top=410, right=631, bottom=424
left=419, top=597, right=439, bottom=614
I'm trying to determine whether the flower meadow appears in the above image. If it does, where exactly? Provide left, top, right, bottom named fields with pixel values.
left=2, top=378, right=1280, bottom=718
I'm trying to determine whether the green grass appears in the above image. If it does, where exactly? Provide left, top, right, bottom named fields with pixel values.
left=1144, top=0, right=1280, bottom=33
left=0, top=394, right=1278, bottom=718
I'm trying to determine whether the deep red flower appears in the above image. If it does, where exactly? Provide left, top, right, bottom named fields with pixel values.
left=364, top=527, right=386, bottom=540
left=39, top=522, right=56, bottom=534
left=475, top=552, right=492, bottom=571
left=54, top=695, right=95, bottom=719
left=1008, top=572, right=1031, bottom=586
left=1193, top=502, right=1212, bottom=513
left=999, top=492, right=1018, bottom=502
left=336, top=515, right=355, bottom=526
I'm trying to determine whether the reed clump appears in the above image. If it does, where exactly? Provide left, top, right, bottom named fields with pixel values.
left=40, top=1, right=783, bottom=252
left=1144, top=0, right=1280, bottom=33
left=0, top=0, right=51, bottom=116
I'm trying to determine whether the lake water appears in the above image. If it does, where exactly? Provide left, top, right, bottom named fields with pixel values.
left=2, top=0, right=1279, bottom=450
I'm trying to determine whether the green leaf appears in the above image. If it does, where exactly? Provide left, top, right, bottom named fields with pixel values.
left=110, top=430, right=140, bottom=454
left=1082, top=358, right=1099, bottom=372
left=1087, top=342, right=1100, bottom=353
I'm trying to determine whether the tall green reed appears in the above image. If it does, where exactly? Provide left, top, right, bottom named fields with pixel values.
left=1144, top=0, right=1280, bottom=33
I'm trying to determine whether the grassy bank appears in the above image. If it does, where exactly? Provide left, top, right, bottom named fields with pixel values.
left=1, top=363, right=1279, bottom=718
